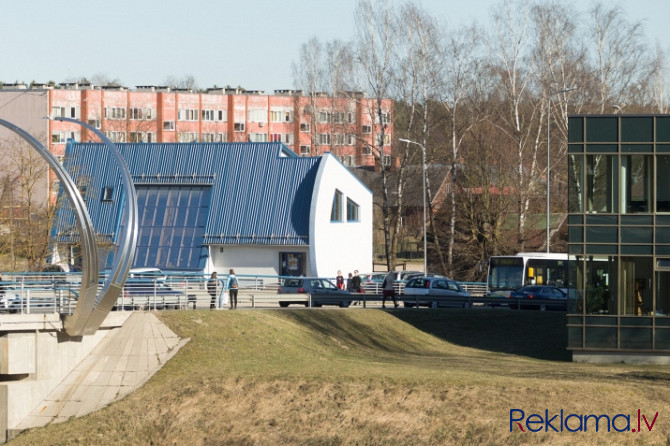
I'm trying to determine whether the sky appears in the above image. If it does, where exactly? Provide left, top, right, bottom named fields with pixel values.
left=2, top=0, right=669, bottom=92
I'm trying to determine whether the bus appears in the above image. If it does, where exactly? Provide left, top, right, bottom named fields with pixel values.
left=486, top=252, right=569, bottom=297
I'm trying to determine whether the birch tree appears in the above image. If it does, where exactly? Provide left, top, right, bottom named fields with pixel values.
left=354, top=0, right=398, bottom=270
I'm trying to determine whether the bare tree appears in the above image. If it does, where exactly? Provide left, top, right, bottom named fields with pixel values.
left=588, top=2, right=650, bottom=113
left=437, top=23, right=482, bottom=275
left=486, top=0, right=545, bottom=251
left=354, top=0, right=398, bottom=270
left=0, top=137, right=55, bottom=270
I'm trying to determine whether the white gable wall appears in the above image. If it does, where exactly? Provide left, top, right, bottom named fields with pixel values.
left=309, top=153, right=373, bottom=277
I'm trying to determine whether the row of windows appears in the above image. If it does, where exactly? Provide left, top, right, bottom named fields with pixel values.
left=52, top=106, right=79, bottom=119
left=331, top=190, right=360, bottom=223
left=51, top=131, right=80, bottom=144
left=568, top=154, right=670, bottom=214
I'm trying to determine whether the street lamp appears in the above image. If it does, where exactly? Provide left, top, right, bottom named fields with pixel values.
left=399, top=138, right=427, bottom=274
left=547, top=87, right=577, bottom=253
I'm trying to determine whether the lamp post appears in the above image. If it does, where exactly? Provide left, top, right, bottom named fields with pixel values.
left=547, top=87, right=577, bottom=253
left=399, top=138, right=427, bottom=274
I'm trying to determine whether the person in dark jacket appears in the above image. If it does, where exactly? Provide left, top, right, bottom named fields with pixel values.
left=207, top=272, right=218, bottom=309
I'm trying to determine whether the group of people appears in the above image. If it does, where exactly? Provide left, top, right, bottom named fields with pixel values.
left=207, top=269, right=238, bottom=310
left=335, top=270, right=363, bottom=294
left=335, top=269, right=398, bottom=308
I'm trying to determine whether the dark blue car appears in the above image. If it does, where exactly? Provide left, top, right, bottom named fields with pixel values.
left=508, top=285, right=567, bottom=311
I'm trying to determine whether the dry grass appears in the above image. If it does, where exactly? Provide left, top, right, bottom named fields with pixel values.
left=8, top=309, right=670, bottom=445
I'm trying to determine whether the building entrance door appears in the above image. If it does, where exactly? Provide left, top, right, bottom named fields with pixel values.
left=280, top=252, right=305, bottom=276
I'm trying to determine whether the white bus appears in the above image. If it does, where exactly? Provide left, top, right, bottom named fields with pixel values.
left=486, top=252, right=569, bottom=297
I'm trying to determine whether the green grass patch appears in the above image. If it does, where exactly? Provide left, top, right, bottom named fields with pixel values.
left=9, top=309, right=670, bottom=445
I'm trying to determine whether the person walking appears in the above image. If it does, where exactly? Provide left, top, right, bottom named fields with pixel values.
left=207, top=272, right=218, bottom=309
left=352, top=270, right=362, bottom=293
left=227, top=269, right=239, bottom=309
left=382, top=271, right=398, bottom=309
left=346, top=272, right=354, bottom=292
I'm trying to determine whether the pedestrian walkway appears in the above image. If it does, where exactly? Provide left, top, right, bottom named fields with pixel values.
left=16, top=312, right=188, bottom=430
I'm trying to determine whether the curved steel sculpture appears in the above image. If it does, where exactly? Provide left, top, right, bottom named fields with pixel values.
left=54, top=117, right=138, bottom=336
left=0, top=118, right=138, bottom=336
left=0, top=119, right=100, bottom=332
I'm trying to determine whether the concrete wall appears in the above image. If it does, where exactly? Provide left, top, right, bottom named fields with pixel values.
left=0, top=312, right=130, bottom=442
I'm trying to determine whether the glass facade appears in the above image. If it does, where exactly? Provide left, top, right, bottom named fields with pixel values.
left=131, top=185, right=211, bottom=271
left=567, top=115, right=670, bottom=352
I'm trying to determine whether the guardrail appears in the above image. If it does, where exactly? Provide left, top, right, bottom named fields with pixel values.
left=0, top=272, right=503, bottom=314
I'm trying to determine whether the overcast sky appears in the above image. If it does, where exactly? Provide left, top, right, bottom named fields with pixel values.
left=1, top=0, right=668, bottom=92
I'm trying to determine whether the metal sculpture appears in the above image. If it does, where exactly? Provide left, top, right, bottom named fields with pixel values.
left=0, top=118, right=137, bottom=336
left=54, top=117, right=138, bottom=336
left=0, top=119, right=100, bottom=333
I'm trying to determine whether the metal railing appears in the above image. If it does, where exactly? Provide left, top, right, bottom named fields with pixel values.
left=0, top=272, right=494, bottom=314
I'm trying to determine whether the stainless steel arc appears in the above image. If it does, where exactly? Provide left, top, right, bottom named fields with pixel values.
left=0, top=119, right=100, bottom=328
left=54, top=117, right=138, bottom=335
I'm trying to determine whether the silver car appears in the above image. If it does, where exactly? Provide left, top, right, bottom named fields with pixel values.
left=402, top=276, right=471, bottom=308
left=277, top=277, right=353, bottom=307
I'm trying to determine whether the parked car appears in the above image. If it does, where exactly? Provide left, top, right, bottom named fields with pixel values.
left=402, top=272, right=447, bottom=283
left=358, top=272, right=386, bottom=292
left=508, top=285, right=567, bottom=311
left=117, top=280, right=188, bottom=310
left=402, top=276, right=471, bottom=308
left=277, top=277, right=353, bottom=307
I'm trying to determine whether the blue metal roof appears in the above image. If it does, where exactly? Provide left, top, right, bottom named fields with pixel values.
left=52, top=142, right=320, bottom=247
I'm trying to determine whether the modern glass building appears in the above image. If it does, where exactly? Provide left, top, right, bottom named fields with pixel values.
left=567, top=114, right=670, bottom=363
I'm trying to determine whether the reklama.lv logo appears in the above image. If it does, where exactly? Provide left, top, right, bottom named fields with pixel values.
left=510, top=409, right=659, bottom=433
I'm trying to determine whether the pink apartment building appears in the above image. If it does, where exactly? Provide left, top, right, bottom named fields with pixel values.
left=0, top=83, right=394, bottom=167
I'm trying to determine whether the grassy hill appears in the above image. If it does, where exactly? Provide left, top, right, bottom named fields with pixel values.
left=9, top=309, right=670, bottom=445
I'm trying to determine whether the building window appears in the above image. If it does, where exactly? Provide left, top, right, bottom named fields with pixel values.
left=622, top=155, right=652, bottom=213
left=300, top=145, right=310, bottom=155
left=130, top=185, right=212, bottom=270
left=234, top=122, right=245, bottom=132
left=105, top=107, right=126, bottom=120
left=376, top=133, right=391, bottom=146
left=657, top=156, right=670, bottom=212
left=300, top=123, right=310, bottom=132
left=51, top=131, right=80, bottom=144
left=163, top=121, right=175, bottom=131
left=250, top=133, right=268, bottom=142
left=362, top=145, right=372, bottom=155
left=331, top=190, right=343, bottom=222
left=202, top=133, right=226, bottom=142
left=341, top=155, right=355, bottom=167
left=347, top=198, right=359, bottom=222
left=318, top=112, right=331, bottom=123
left=218, top=110, right=226, bottom=121
left=333, top=133, right=345, bottom=146
left=178, top=109, right=199, bottom=121
left=318, top=133, right=331, bottom=145
left=202, top=109, right=216, bottom=121
left=88, top=119, right=101, bottom=129
left=248, top=109, right=267, bottom=123
left=130, top=108, right=144, bottom=120
left=52, top=106, right=79, bottom=119
left=271, top=110, right=293, bottom=123
left=362, top=125, right=372, bottom=134
left=105, top=131, right=126, bottom=143
left=586, top=154, right=616, bottom=213
left=101, top=187, right=114, bottom=202
left=346, top=134, right=356, bottom=145
left=178, top=132, right=198, bottom=142
left=379, top=111, right=391, bottom=124
left=129, top=107, right=154, bottom=120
